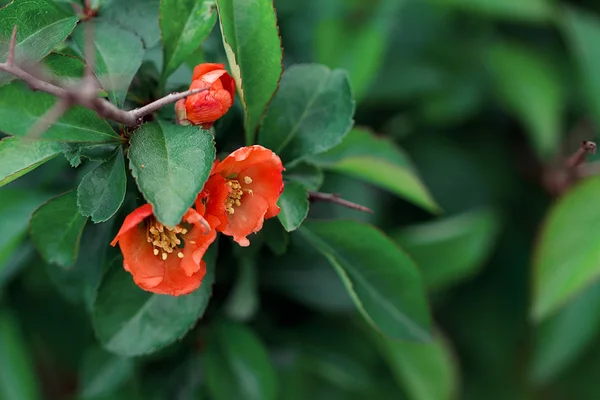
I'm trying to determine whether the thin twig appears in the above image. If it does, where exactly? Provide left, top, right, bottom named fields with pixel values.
left=308, top=191, right=373, bottom=213
left=0, top=25, right=208, bottom=131
left=6, top=25, right=17, bottom=67
left=566, top=140, right=596, bottom=168
left=27, top=98, right=72, bottom=138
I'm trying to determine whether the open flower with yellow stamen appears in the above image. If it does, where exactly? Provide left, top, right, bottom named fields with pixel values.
left=110, top=204, right=218, bottom=296
left=196, top=145, right=284, bottom=246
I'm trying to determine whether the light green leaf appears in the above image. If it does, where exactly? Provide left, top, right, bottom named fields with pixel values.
left=277, top=181, right=308, bottom=232
left=100, top=0, right=161, bottom=48
left=160, top=0, right=217, bottom=80
left=77, top=148, right=126, bottom=223
left=0, top=0, right=78, bottom=83
left=561, top=6, right=600, bottom=129
left=0, top=189, right=45, bottom=280
left=216, top=0, right=283, bottom=144
left=531, top=281, right=600, bottom=384
left=93, top=246, right=216, bottom=356
left=299, top=220, right=432, bottom=341
left=393, top=209, right=501, bottom=290
left=372, top=331, right=458, bottom=400
left=310, top=127, right=438, bottom=212
left=73, top=20, right=144, bottom=108
left=487, top=42, right=564, bottom=159
left=0, top=82, right=121, bottom=143
left=29, top=190, right=88, bottom=268
left=0, top=137, right=62, bottom=187
left=205, top=320, right=277, bottom=400
left=430, top=0, right=553, bottom=21
left=79, top=346, right=134, bottom=399
left=259, top=64, right=354, bottom=164
left=0, top=309, right=41, bottom=400
left=532, top=175, right=600, bottom=321
left=128, top=121, right=215, bottom=226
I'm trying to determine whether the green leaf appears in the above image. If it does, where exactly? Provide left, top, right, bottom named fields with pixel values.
left=487, top=42, right=564, bottom=159
left=100, top=0, right=161, bottom=48
left=430, top=0, right=553, bottom=21
left=160, top=0, right=217, bottom=80
left=315, top=0, right=399, bottom=99
left=284, top=163, right=324, bottom=191
left=205, top=320, right=277, bottom=400
left=0, top=82, right=121, bottom=143
left=0, top=309, right=41, bottom=400
left=93, top=246, right=217, bottom=356
left=532, top=175, right=600, bottom=321
left=299, top=220, right=432, bottom=341
left=128, top=121, right=215, bottom=227
left=73, top=20, right=144, bottom=108
left=216, top=0, right=283, bottom=144
left=561, top=6, right=600, bottom=129
left=0, top=0, right=78, bottom=83
left=393, top=209, right=501, bottom=290
left=309, top=127, right=438, bottom=212
left=62, top=143, right=118, bottom=168
left=0, top=189, right=45, bottom=280
left=79, top=346, right=134, bottom=399
left=371, top=331, right=458, bottom=400
left=77, top=148, right=126, bottom=223
left=29, top=190, right=88, bottom=268
left=262, top=219, right=289, bottom=256
left=224, top=255, right=258, bottom=322
left=277, top=181, right=309, bottom=232
left=531, top=282, right=600, bottom=384
left=0, top=137, right=62, bottom=187
left=259, top=64, right=354, bottom=164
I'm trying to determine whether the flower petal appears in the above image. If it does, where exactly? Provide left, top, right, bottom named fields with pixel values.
left=222, top=193, right=269, bottom=247
left=192, top=63, right=226, bottom=80
left=110, top=204, right=153, bottom=246
left=117, top=222, right=165, bottom=289
left=147, top=260, right=207, bottom=296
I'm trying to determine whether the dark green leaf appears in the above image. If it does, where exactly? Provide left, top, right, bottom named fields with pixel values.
left=93, top=246, right=216, bottom=356
left=29, top=190, right=88, bottom=268
left=73, top=20, right=144, bottom=108
left=262, top=218, right=289, bottom=256
left=310, top=127, right=438, bottom=212
left=532, top=175, right=600, bottom=321
left=0, top=0, right=78, bottom=83
left=258, top=64, right=354, bottom=164
left=80, top=346, right=134, bottom=399
left=205, top=320, right=277, bottom=400
left=0, top=82, right=120, bottom=143
left=160, top=0, right=217, bottom=80
left=430, top=0, right=552, bottom=21
left=128, top=121, right=215, bottom=226
left=224, top=255, right=258, bottom=322
left=487, top=42, right=564, bottom=159
left=77, top=148, right=126, bottom=223
left=0, top=189, right=45, bottom=279
left=531, top=282, right=600, bottom=384
left=0, top=309, right=41, bottom=400
left=284, top=163, right=323, bottom=191
left=0, top=137, right=62, bottom=187
left=62, top=143, right=119, bottom=168
left=371, top=331, right=458, bottom=400
left=393, top=209, right=501, bottom=290
left=100, top=0, right=161, bottom=48
left=299, top=220, right=432, bottom=340
left=216, top=0, right=283, bottom=143
left=277, top=181, right=308, bottom=232
left=561, top=6, right=600, bottom=129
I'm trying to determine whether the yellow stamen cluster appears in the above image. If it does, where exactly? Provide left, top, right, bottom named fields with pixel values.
left=225, top=177, right=253, bottom=214
left=146, top=220, right=187, bottom=260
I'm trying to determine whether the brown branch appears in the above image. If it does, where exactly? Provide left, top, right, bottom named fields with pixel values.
left=566, top=140, right=596, bottom=169
left=0, top=25, right=208, bottom=132
left=308, top=191, right=373, bottom=213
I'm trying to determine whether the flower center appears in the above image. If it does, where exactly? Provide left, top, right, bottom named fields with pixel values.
left=225, top=176, right=253, bottom=214
left=146, top=219, right=187, bottom=260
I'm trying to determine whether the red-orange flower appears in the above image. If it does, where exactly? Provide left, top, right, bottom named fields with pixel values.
left=196, top=145, right=284, bottom=247
left=110, top=204, right=219, bottom=296
left=175, top=63, right=235, bottom=129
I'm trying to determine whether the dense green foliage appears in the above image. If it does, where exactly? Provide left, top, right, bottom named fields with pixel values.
left=2, top=0, right=600, bottom=399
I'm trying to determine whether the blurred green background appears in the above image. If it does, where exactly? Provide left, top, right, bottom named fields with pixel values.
left=4, top=0, right=600, bottom=398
